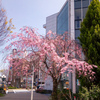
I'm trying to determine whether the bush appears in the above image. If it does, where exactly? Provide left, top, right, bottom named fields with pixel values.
left=89, top=85, right=100, bottom=99
left=78, top=85, right=100, bottom=100
left=0, top=87, right=3, bottom=90
left=57, top=89, right=72, bottom=100
left=8, top=86, right=17, bottom=89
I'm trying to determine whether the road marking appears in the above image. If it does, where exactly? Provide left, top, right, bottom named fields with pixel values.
left=13, top=90, right=16, bottom=93
left=6, top=90, right=8, bottom=94
left=6, top=89, right=33, bottom=94
left=11, top=89, right=30, bottom=93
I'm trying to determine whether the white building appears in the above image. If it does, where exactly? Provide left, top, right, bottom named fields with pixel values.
left=43, top=13, right=58, bottom=34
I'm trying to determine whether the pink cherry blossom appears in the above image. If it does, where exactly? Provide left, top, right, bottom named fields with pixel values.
left=5, top=27, right=97, bottom=95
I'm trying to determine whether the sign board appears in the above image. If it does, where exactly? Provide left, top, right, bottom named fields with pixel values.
left=77, top=79, right=80, bottom=86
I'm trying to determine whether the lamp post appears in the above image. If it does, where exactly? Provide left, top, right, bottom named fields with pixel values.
left=2, top=74, right=6, bottom=83
left=2, top=75, right=6, bottom=93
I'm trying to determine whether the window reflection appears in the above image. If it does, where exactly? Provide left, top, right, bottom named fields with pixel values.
left=82, top=0, right=89, bottom=8
left=75, top=29, right=80, bottom=39
left=57, top=2, right=68, bottom=35
left=74, top=0, right=92, bottom=43
left=75, top=1, right=81, bottom=9
left=75, top=9, right=81, bottom=19
left=83, top=8, right=88, bottom=18
left=74, top=0, right=81, bottom=1
left=75, top=20, right=81, bottom=29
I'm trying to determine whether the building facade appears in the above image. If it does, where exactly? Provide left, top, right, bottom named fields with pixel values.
left=74, top=0, right=92, bottom=42
left=43, top=13, right=58, bottom=34
left=57, top=0, right=93, bottom=42
left=57, top=0, right=95, bottom=94
left=57, top=1, right=69, bottom=35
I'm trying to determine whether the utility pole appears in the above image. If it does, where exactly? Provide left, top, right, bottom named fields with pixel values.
left=31, top=65, right=34, bottom=100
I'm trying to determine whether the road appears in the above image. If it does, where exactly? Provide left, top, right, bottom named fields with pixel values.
left=0, top=89, right=50, bottom=100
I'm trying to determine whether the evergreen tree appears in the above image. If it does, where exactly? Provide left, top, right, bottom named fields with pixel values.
left=78, top=0, right=100, bottom=86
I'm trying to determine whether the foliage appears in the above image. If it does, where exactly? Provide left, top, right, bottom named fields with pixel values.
left=5, top=27, right=97, bottom=100
left=89, top=85, right=100, bottom=99
left=0, top=87, right=3, bottom=90
left=8, top=86, right=17, bottom=89
left=57, top=89, right=72, bottom=100
left=78, top=87, right=89, bottom=100
left=79, top=0, right=100, bottom=66
left=9, top=58, right=31, bottom=76
left=78, top=85, right=100, bottom=100
left=78, top=0, right=100, bottom=87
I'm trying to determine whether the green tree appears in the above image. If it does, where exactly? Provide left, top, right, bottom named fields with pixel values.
left=78, top=0, right=100, bottom=86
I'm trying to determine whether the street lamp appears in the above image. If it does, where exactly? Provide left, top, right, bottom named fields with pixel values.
left=2, top=75, right=6, bottom=82
left=2, top=75, right=6, bottom=93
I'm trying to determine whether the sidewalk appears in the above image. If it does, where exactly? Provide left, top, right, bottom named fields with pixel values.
left=6, top=88, right=35, bottom=94
left=8, top=88, right=35, bottom=91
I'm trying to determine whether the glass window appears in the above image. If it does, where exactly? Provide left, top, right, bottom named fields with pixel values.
left=75, top=1, right=81, bottom=9
left=83, top=8, right=88, bottom=18
left=75, top=38, right=80, bottom=43
left=82, top=0, right=89, bottom=8
left=75, top=20, right=81, bottom=29
left=57, top=2, right=68, bottom=35
left=57, top=20, right=68, bottom=35
left=75, top=29, right=80, bottom=39
left=75, top=9, right=81, bottom=19
left=74, top=0, right=81, bottom=1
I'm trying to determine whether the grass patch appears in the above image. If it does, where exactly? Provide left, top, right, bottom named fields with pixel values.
left=0, top=93, right=4, bottom=97
left=8, top=86, right=17, bottom=89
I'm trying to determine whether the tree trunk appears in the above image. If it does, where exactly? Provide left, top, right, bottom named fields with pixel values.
left=52, top=79, right=58, bottom=100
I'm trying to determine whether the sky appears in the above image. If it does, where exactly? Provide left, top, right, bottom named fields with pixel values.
left=2, top=0, right=66, bottom=35
left=0, top=0, right=66, bottom=73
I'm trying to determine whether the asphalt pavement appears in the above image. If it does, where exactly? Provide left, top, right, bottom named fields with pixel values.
left=0, top=89, right=50, bottom=100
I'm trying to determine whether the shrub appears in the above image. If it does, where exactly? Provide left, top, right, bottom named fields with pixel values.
left=8, top=86, right=17, bottom=89
left=89, top=85, right=100, bottom=99
left=78, top=85, right=100, bottom=100
left=0, top=87, right=3, bottom=90
left=57, top=89, right=72, bottom=100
